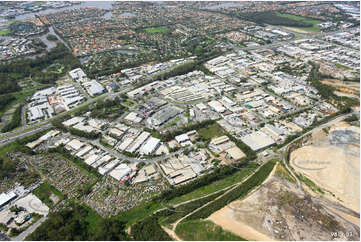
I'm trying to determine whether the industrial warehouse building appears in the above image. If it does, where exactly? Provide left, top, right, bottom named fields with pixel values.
left=0, top=191, right=17, bottom=208
left=147, top=106, right=183, bottom=128
left=241, top=131, right=275, bottom=152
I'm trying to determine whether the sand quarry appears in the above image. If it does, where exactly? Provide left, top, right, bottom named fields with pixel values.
left=209, top=173, right=360, bottom=241
left=290, top=121, right=360, bottom=214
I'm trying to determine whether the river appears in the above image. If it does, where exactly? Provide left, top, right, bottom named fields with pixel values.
left=204, top=2, right=244, bottom=10
left=15, top=1, right=114, bottom=20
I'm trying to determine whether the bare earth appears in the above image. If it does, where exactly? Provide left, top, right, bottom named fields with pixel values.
left=290, top=122, right=360, bottom=213
left=321, top=79, right=360, bottom=97
left=209, top=174, right=360, bottom=241
left=283, top=27, right=315, bottom=34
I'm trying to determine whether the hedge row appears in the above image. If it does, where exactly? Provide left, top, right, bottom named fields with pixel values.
left=185, top=159, right=277, bottom=221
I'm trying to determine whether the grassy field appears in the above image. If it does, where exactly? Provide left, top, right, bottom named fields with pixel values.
left=122, top=100, right=134, bottom=107
left=0, top=142, right=19, bottom=160
left=198, top=123, right=225, bottom=140
left=0, top=29, right=10, bottom=36
left=115, top=201, right=162, bottom=227
left=335, top=63, right=351, bottom=70
left=275, top=12, right=323, bottom=32
left=168, top=163, right=258, bottom=205
left=176, top=220, right=246, bottom=241
left=144, top=26, right=170, bottom=34
left=33, top=182, right=64, bottom=208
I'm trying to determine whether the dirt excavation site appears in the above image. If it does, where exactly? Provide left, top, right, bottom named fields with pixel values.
left=208, top=121, right=360, bottom=241
left=290, top=121, right=360, bottom=214
left=209, top=174, right=360, bottom=241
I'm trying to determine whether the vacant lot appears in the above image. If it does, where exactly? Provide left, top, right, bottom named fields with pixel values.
left=33, top=182, right=64, bottom=208
left=275, top=12, right=322, bottom=32
left=290, top=121, right=360, bottom=213
left=0, top=29, right=10, bottom=36
left=198, top=123, right=225, bottom=140
left=210, top=174, right=360, bottom=241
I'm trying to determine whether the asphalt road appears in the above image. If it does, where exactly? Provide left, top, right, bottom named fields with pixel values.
left=12, top=216, right=47, bottom=241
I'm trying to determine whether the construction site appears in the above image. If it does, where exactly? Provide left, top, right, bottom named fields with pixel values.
left=290, top=121, right=360, bottom=213
left=209, top=172, right=360, bottom=241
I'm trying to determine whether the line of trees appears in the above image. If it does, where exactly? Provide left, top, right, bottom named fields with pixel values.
left=157, top=162, right=258, bottom=202
left=130, top=216, right=172, bottom=241
left=68, top=127, right=100, bottom=140
left=1, top=104, right=23, bottom=133
left=307, top=62, right=359, bottom=108
left=130, top=190, right=225, bottom=240
left=0, top=94, right=15, bottom=112
left=185, top=159, right=277, bottom=221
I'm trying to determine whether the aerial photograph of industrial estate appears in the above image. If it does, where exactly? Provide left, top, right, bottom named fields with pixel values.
left=0, top=0, right=359, bottom=241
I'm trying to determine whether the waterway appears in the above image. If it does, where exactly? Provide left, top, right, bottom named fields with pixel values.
left=15, top=1, right=114, bottom=20
left=204, top=2, right=244, bottom=10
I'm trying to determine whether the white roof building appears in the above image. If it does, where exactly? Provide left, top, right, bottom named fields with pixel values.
left=208, top=100, right=226, bottom=113
left=28, top=106, right=44, bottom=121
left=0, top=191, right=17, bottom=207
left=75, top=145, right=93, bottom=158
left=109, top=163, right=132, bottom=181
left=83, top=80, right=105, bottom=97
left=127, top=131, right=150, bottom=153
left=84, top=154, right=100, bottom=166
left=62, top=116, right=86, bottom=127
left=124, top=112, right=143, bottom=123
left=65, top=139, right=86, bottom=151
left=241, top=131, right=275, bottom=152
left=140, top=137, right=161, bottom=155
left=108, top=128, right=124, bottom=138
left=175, top=134, right=190, bottom=144
left=196, top=103, right=208, bottom=111
left=69, top=68, right=87, bottom=81
left=98, top=159, right=119, bottom=175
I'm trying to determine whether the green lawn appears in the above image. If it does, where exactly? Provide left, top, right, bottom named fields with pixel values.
left=122, top=100, right=134, bottom=107
left=275, top=12, right=323, bottom=32
left=33, top=182, right=64, bottom=208
left=144, top=27, right=170, bottom=34
left=168, top=163, right=258, bottom=205
left=0, top=142, right=20, bottom=160
left=335, top=63, right=351, bottom=70
left=115, top=201, right=162, bottom=227
left=198, top=123, right=225, bottom=140
left=176, top=220, right=245, bottom=241
left=0, top=29, right=10, bottom=36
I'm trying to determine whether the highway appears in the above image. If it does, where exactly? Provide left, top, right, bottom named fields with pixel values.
left=0, top=85, right=133, bottom=147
